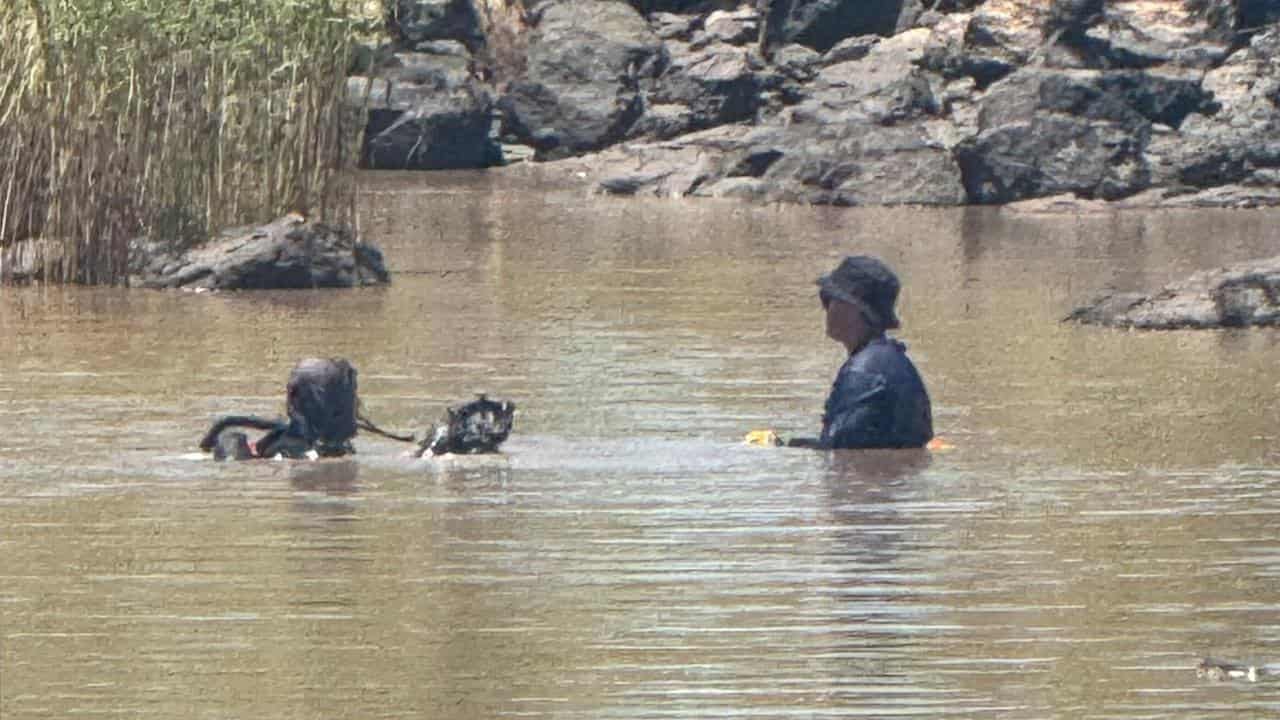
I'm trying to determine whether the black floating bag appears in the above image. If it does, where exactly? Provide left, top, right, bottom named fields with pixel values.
left=421, top=394, right=515, bottom=456
left=287, top=358, right=359, bottom=454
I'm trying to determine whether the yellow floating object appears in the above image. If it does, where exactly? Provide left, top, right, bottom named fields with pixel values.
left=744, top=429, right=782, bottom=447
left=926, top=437, right=954, bottom=451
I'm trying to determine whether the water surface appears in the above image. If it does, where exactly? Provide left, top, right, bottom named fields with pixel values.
left=2, top=170, right=1279, bottom=718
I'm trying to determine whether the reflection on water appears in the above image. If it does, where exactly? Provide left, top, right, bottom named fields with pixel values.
left=1, top=170, right=1279, bottom=718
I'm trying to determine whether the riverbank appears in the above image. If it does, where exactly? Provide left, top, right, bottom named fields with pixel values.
left=0, top=0, right=373, bottom=285
left=357, top=0, right=1280, bottom=209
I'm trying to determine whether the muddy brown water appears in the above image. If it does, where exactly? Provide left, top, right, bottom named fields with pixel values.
left=2, top=170, right=1280, bottom=718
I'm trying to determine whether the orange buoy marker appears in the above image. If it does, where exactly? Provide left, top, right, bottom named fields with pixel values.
left=926, top=437, right=954, bottom=451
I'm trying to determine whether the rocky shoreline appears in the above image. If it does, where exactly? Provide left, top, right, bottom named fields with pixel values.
left=1066, top=253, right=1280, bottom=329
left=352, top=0, right=1280, bottom=209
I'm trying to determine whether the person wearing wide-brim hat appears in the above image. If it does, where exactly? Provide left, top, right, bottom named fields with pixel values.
left=781, top=255, right=933, bottom=449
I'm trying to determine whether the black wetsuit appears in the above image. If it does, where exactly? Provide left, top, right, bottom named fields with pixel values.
left=809, top=334, right=933, bottom=449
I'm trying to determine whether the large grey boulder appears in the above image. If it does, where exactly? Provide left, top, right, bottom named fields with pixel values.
left=697, top=27, right=960, bottom=206
left=499, top=1, right=665, bottom=159
left=696, top=119, right=965, bottom=205
left=131, top=215, right=390, bottom=290
left=1143, top=29, right=1280, bottom=191
left=588, top=124, right=757, bottom=199
left=593, top=28, right=965, bottom=205
left=629, top=0, right=705, bottom=13
left=1067, top=254, right=1280, bottom=329
left=632, top=42, right=769, bottom=139
left=759, top=0, right=925, bottom=55
left=955, top=67, right=1215, bottom=203
left=352, top=48, right=499, bottom=170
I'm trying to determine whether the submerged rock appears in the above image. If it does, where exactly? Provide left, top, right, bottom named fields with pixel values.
left=1066, top=254, right=1280, bottom=329
left=131, top=214, right=389, bottom=291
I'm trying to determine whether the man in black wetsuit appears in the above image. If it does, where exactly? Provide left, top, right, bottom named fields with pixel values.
left=786, top=255, right=933, bottom=450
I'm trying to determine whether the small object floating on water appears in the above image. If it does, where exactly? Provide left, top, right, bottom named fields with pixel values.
left=926, top=437, right=954, bottom=452
left=743, top=429, right=782, bottom=447
left=1197, top=657, right=1261, bottom=682
left=417, top=394, right=516, bottom=457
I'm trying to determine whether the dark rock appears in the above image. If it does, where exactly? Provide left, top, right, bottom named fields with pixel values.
left=701, top=119, right=965, bottom=205
left=499, top=1, right=664, bottom=159
left=359, top=0, right=1279, bottom=211
left=633, top=42, right=768, bottom=139
left=975, top=68, right=1212, bottom=130
left=760, top=0, right=923, bottom=55
left=952, top=67, right=1219, bottom=203
left=1043, top=0, right=1104, bottom=45
left=391, top=0, right=485, bottom=51
left=802, top=28, right=938, bottom=123
left=352, top=50, right=499, bottom=170
left=1066, top=255, right=1280, bottom=329
left=919, top=11, right=1016, bottom=89
left=587, top=27, right=963, bottom=205
left=1143, top=29, right=1280, bottom=190
left=958, top=114, right=1149, bottom=203
left=132, top=215, right=389, bottom=291
left=681, top=27, right=962, bottom=205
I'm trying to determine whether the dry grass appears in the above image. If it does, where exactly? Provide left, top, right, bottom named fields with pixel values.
left=0, top=0, right=378, bottom=284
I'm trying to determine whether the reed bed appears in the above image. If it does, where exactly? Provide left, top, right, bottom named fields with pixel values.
left=0, top=0, right=378, bottom=284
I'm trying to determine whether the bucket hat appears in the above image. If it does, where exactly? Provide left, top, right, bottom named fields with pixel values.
left=816, top=255, right=901, bottom=330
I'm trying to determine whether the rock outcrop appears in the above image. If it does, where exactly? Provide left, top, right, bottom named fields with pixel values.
left=352, top=0, right=1280, bottom=208
left=1066, top=254, right=1280, bottom=329
left=499, top=1, right=665, bottom=159
left=130, top=215, right=390, bottom=291
left=351, top=41, right=499, bottom=170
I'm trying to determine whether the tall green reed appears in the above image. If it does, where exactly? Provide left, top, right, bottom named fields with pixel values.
left=0, top=0, right=377, bottom=284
